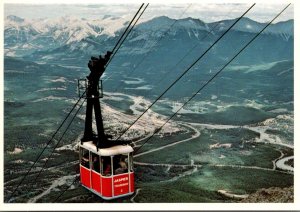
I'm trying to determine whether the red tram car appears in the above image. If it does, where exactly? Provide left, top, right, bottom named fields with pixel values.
left=79, top=141, right=134, bottom=199
left=77, top=32, right=137, bottom=199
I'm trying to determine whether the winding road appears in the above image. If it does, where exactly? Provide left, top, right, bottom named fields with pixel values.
left=134, top=123, right=200, bottom=158
left=275, top=156, right=294, bottom=172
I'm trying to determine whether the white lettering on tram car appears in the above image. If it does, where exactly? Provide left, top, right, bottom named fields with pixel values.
left=114, top=183, right=129, bottom=188
left=114, top=177, right=128, bottom=183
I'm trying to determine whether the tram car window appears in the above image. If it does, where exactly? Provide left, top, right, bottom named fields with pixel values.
left=80, top=148, right=90, bottom=169
left=101, top=156, right=112, bottom=176
left=91, top=153, right=100, bottom=173
left=129, top=152, right=133, bottom=172
left=114, top=154, right=128, bottom=175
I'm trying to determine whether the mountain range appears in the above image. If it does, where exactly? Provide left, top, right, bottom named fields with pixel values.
left=3, top=13, right=294, bottom=203
left=4, top=15, right=293, bottom=62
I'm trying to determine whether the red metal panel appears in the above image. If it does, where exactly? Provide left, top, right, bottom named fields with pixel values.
left=80, top=165, right=91, bottom=188
left=91, top=171, right=101, bottom=193
left=130, top=172, right=134, bottom=193
left=101, top=177, right=112, bottom=197
left=113, top=173, right=129, bottom=196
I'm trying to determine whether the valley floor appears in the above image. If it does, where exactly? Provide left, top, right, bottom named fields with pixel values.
left=4, top=117, right=294, bottom=203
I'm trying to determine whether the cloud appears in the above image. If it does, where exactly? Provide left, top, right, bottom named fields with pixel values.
left=4, top=3, right=294, bottom=23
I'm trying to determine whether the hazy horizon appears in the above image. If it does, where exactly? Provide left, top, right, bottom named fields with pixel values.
left=4, top=3, right=294, bottom=24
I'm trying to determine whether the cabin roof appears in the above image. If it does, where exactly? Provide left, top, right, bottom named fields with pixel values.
left=80, top=141, right=133, bottom=156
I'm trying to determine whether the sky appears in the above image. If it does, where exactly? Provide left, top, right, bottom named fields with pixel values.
left=4, top=3, right=294, bottom=23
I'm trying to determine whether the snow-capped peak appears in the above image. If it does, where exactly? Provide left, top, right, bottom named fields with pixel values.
left=208, top=17, right=293, bottom=36
left=6, top=15, right=24, bottom=23
left=4, top=15, right=293, bottom=58
left=4, top=15, right=129, bottom=45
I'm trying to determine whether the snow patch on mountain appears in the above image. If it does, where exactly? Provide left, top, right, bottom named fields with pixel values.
left=209, top=17, right=293, bottom=37
left=4, top=15, right=293, bottom=58
left=4, top=15, right=128, bottom=55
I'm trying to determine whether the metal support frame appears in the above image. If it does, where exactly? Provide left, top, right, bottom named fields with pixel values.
left=78, top=79, right=103, bottom=99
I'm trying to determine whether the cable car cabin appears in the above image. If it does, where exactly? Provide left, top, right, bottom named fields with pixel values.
left=79, top=141, right=134, bottom=200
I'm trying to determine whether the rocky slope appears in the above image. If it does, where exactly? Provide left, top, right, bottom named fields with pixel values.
left=240, top=186, right=294, bottom=203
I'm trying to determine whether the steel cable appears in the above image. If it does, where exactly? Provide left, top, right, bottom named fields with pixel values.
left=114, top=4, right=256, bottom=141
left=31, top=99, right=86, bottom=184
left=6, top=92, right=86, bottom=202
left=134, top=3, right=291, bottom=155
